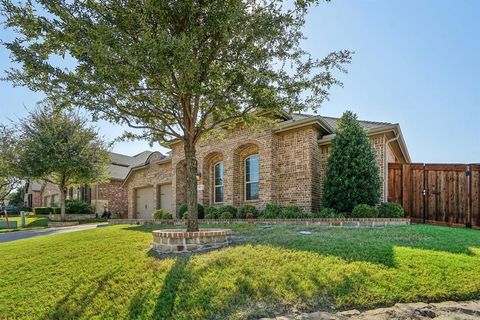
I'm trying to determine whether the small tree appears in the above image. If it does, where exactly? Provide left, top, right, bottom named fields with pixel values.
left=0, top=125, right=21, bottom=205
left=2, top=0, right=352, bottom=231
left=322, top=111, right=381, bottom=212
left=16, top=103, right=110, bottom=221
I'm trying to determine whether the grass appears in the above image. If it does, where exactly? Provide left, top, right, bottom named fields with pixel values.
left=1, top=224, right=480, bottom=319
left=0, top=216, right=107, bottom=233
left=0, top=215, right=49, bottom=232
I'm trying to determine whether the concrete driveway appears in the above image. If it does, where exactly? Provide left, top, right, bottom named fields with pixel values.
left=0, top=223, right=108, bottom=243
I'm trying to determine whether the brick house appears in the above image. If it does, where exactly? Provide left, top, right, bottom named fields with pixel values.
left=23, top=180, right=42, bottom=209
left=29, top=151, right=152, bottom=216
left=124, top=113, right=410, bottom=219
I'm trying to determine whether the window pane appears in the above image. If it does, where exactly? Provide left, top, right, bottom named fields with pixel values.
left=245, top=155, right=259, bottom=182
left=246, top=182, right=259, bottom=200
left=214, top=162, right=224, bottom=186
left=215, top=186, right=224, bottom=203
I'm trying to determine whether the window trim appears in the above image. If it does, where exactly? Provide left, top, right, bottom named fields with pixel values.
left=213, top=161, right=224, bottom=204
left=244, top=154, right=259, bottom=201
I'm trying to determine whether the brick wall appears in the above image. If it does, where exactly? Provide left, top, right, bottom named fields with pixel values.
left=126, top=123, right=393, bottom=216
left=41, top=182, right=60, bottom=206
left=91, top=179, right=128, bottom=215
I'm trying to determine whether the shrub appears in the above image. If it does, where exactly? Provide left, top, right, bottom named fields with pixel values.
left=33, top=207, right=53, bottom=215
left=378, top=202, right=404, bottom=218
left=246, top=212, right=254, bottom=219
left=238, top=204, right=258, bottom=219
left=322, top=111, right=382, bottom=212
left=153, top=209, right=172, bottom=219
left=218, top=205, right=237, bottom=218
left=261, top=204, right=283, bottom=218
left=278, top=205, right=303, bottom=218
left=351, top=204, right=379, bottom=218
left=52, top=207, right=61, bottom=214
left=219, top=211, right=233, bottom=219
left=313, top=208, right=345, bottom=218
left=182, top=211, right=189, bottom=219
left=205, top=207, right=219, bottom=219
left=65, top=199, right=93, bottom=214
left=177, top=203, right=205, bottom=219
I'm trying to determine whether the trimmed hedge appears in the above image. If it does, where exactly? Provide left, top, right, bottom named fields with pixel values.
left=65, top=199, right=93, bottom=214
left=33, top=207, right=57, bottom=215
left=378, top=202, right=404, bottom=218
left=177, top=203, right=205, bottom=219
left=218, top=205, right=237, bottom=218
left=237, top=204, right=258, bottom=219
left=205, top=207, right=219, bottom=219
left=313, top=208, right=346, bottom=218
left=351, top=204, right=379, bottom=218
left=153, top=209, right=172, bottom=220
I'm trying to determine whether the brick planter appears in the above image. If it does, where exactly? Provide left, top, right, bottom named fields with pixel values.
left=152, top=228, right=232, bottom=253
left=48, top=221, right=80, bottom=227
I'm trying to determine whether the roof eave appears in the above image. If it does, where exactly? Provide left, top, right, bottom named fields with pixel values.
left=122, top=157, right=172, bottom=186
left=273, top=116, right=334, bottom=134
left=317, top=124, right=411, bottom=163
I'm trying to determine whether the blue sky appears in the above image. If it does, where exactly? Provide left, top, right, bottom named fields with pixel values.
left=0, top=0, right=479, bottom=162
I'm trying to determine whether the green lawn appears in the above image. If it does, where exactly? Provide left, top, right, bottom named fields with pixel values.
left=0, top=216, right=107, bottom=233
left=1, top=224, right=480, bottom=319
left=0, top=215, right=49, bottom=232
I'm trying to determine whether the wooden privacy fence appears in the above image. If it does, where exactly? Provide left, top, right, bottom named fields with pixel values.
left=388, top=163, right=480, bottom=228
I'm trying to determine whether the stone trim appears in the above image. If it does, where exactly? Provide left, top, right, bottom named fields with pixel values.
left=110, top=218, right=410, bottom=227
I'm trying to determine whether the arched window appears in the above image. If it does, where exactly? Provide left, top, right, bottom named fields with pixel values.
left=214, top=161, right=224, bottom=203
left=245, top=154, right=259, bottom=200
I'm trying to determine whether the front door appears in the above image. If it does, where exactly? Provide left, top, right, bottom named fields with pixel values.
left=135, top=187, right=154, bottom=219
left=159, top=184, right=172, bottom=213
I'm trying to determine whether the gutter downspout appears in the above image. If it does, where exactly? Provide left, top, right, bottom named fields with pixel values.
left=384, top=133, right=400, bottom=202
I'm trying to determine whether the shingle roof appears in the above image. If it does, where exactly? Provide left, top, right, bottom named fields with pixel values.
left=288, top=113, right=393, bottom=131
left=109, top=151, right=156, bottom=180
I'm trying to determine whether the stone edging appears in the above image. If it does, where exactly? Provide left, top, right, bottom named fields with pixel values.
left=109, top=218, right=410, bottom=228
left=47, top=221, right=80, bottom=227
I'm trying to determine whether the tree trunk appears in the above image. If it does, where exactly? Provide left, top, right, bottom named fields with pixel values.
left=60, top=184, right=67, bottom=222
left=184, top=141, right=199, bottom=232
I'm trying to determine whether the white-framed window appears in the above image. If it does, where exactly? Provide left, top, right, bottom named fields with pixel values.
left=213, top=161, right=224, bottom=203
left=245, top=154, right=259, bottom=201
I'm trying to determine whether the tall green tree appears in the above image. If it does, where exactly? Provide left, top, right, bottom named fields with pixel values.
left=16, top=104, right=110, bottom=221
left=1, top=0, right=352, bottom=231
left=0, top=125, right=21, bottom=204
left=322, top=111, right=381, bottom=212
left=8, top=187, right=25, bottom=208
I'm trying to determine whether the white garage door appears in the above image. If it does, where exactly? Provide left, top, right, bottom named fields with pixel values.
left=135, top=187, right=154, bottom=219
left=159, top=184, right=172, bottom=213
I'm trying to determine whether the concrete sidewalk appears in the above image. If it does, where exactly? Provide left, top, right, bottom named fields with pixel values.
left=0, top=223, right=108, bottom=243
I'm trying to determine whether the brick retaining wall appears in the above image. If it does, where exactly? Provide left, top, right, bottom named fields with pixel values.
left=109, top=218, right=410, bottom=227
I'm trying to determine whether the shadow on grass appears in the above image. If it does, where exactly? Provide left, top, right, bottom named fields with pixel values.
left=128, top=257, right=190, bottom=320
left=45, top=269, right=120, bottom=320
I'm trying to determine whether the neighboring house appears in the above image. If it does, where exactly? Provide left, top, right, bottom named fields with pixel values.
left=23, top=180, right=42, bottom=209
left=124, top=112, right=411, bottom=219
left=26, top=151, right=153, bottom=216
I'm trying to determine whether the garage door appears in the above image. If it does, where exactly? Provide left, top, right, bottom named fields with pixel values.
left=135, top=187, right=154, bottom=219
left=159, top=184, right=172, bottom=213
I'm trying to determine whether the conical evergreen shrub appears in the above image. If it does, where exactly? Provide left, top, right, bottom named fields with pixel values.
left=322, top=111, right=381, bottom=212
